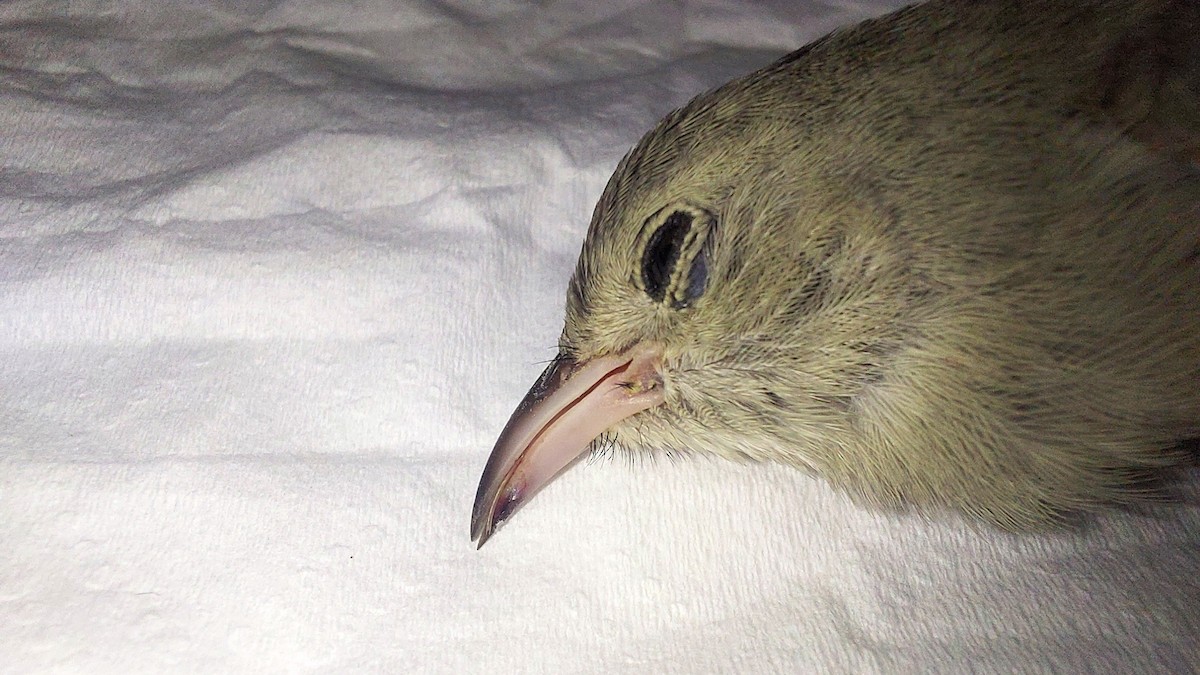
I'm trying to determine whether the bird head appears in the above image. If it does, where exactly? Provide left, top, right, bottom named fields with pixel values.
left=471, top=0, right=1200, bottom=547
left=470, top=68, right=930, bottom=547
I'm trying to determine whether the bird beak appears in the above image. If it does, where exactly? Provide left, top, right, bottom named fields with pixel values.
left=471, top=345, right=665, bottom=548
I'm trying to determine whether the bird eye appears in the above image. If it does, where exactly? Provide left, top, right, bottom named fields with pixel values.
left=642, top=211, right=690, bottom=303
left=639, top=207, right=712, bottom=309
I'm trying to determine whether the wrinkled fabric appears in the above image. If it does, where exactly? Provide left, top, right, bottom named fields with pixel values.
left=1, top=1, right=1197, bottom=672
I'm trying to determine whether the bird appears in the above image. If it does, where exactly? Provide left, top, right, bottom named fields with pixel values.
left=471, top=0, right=1200, bottom=548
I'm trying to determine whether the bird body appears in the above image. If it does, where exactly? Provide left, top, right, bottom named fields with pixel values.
left=472, top=0, right=1200, bottom=546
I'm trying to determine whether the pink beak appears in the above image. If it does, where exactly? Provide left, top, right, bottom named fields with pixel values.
left=471, top=345, right=665, bottom=548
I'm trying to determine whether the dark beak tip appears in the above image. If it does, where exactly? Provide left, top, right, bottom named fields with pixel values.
left=470, top=495, right=499, bottom=549
left=471, top=516, right=497, bottom=549
left=469, top=510, right=488, bottom=544
left=470, top=470, right=500, bottom=546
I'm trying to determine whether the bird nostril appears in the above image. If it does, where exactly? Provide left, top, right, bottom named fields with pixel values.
left=618, top=372, right=661, bottom=394
left=618, top=359, right=664, bottom=397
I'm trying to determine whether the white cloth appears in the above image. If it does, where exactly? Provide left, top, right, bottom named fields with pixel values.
left=2, top=1, right=1197, bottom=672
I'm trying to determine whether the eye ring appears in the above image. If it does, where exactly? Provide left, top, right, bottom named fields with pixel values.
left=637, top=205, right=715, bottom=309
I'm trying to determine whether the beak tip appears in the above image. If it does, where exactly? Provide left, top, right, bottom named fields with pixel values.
left=470, top=476, right=499, bottom=549
left=470, top=510, right=490, bottom=549
left=471, top=492, right=502, bottom=549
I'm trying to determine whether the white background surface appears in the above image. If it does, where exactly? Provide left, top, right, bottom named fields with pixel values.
left=2, top=1, right=1197, bottom=672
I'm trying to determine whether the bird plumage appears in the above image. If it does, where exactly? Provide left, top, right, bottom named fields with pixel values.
left=473, top=0, right=1200, bottom=544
